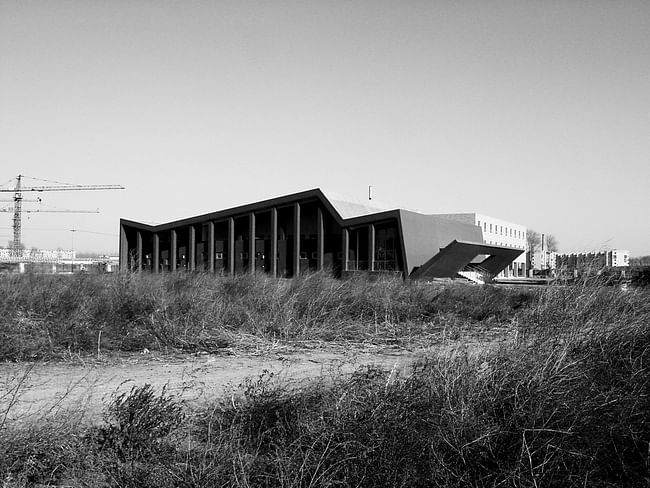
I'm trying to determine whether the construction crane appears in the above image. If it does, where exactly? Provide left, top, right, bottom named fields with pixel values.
left=0, top=174, right=124, bottom=254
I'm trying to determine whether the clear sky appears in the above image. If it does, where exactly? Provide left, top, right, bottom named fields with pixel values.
left=1, top=0, right=649, bottom=255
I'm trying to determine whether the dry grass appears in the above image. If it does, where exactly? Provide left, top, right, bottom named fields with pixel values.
left=0, top=271, right=533, bottom=360
left=1, top=273, right=648, bottom=487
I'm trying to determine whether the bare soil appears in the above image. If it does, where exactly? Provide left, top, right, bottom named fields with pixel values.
left=0, top=345, right=422, bottom=425
left=1, top=336, right=503, bottom=426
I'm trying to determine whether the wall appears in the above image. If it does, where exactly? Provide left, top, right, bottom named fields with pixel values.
left=398, top=210, right=483, bottom=275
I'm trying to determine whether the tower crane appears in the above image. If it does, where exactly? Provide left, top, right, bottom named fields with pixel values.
left=0, top=175, right=124, bottom=254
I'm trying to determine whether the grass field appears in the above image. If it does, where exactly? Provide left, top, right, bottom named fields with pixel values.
left=1, top=272, right=648, bottom=487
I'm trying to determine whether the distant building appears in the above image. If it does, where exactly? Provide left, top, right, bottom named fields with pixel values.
left=608, top=249, right=630, bottom=267
left=531, top=250, right=557, bottom=271
left=433, top=213, right=527, bottom=278
left=119, top=189, right=524, bottom=281
left=555, top=250, right=630, bottom=272
left=0, top=248, right=75, bottom=263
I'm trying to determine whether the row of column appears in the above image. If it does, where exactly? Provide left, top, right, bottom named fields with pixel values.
left=122, top=203, right=329, bottom=277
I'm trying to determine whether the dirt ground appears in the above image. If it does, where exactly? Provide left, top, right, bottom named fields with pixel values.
left=1, top=334, right=505, bottom=426
left=0, top=345, right=431, bottom=425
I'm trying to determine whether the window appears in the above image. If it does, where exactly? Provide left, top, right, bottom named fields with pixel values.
left=215, top=252, right=223, bottom=260
left=299, top=252, right=308, bottom=260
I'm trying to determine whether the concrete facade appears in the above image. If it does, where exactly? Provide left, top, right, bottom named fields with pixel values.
left=434, top=213, right=527, bottom=277
left=119, top=189, right=523, bottom=280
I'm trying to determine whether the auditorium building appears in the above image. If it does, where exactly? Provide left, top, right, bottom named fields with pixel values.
left=119, top=189, right=523, bottom=281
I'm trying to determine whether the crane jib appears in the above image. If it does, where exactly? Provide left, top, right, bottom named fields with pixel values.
left=1, top=174, right=125, bottom=255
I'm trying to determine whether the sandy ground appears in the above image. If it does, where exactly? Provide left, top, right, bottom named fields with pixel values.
left=0, top=344, right=438, bottom=425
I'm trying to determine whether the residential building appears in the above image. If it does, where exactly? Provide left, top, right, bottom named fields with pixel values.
left=556, top=250, right=630, bottom=271
left=531, top=250, right=557, bottom=271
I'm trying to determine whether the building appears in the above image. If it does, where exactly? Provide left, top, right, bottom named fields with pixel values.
left=119, top=189, right=523, bottom=281
left=0, top=248, right=75, bottom=263
left=433, top=213, right=527, bottom=277
left=555, top=250, right=630, bottom=272
left=531, top=250, right=557, bottom=272
left=0, top=248, right=117, bottom=274
left=608, top=249, right=630, bottom=267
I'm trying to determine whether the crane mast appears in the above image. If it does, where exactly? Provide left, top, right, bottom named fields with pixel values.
left=12, top=175, right=22, bottom=252
left=0, top=174, right=125, bottom=255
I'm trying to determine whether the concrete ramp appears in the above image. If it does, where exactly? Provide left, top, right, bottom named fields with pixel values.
left=410, top=240, right=523, bottom=280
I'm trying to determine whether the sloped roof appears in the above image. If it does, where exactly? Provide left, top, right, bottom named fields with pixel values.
left=319, top=188, right=394, bottom=219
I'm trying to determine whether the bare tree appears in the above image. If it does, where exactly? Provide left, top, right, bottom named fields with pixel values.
left=546, top=235, right=559, bottom=252
left=526, top=230, right=540, bottom=252
left=630, top=255, right=650, bottom=266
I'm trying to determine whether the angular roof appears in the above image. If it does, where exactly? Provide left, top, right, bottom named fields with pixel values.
left=318, top=188, right=395, bottom=219
left=409, top=240, right=524, bottom=279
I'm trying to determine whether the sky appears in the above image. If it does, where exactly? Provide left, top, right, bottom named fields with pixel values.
left=1, top=0, right=649, bottom=256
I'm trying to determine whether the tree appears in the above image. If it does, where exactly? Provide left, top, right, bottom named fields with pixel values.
left=526, top=230, right=540, bottom=253
left=527, top=230, right=559, bottom=252
left=630, top=256, right=650, bottom=266
left=546, top=235, right=559, bottom=252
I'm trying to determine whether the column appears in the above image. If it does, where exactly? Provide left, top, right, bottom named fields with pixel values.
left=270, top=208, right=278, bottom=278
left=136, top=231, right=143, bottom=272
left=153, top=233, right=160, bottom=274
left=188, top=226, right=196, bottom=272
left=208, top=222, right=215, bottom=273
left=170, top=229, right=177, bottom=271
left=368, top=224, right=375, bottom=272
left=293, top=202, right=301, bottom=277
left=119, top=224, right=128, bottom=271
left=341, top=228, right=349, bottom=272
left=248, top=212, right=256, bottom=275
left=317, top=207, right=324, bottom=271
left=228, top=217, right=235, bottom=275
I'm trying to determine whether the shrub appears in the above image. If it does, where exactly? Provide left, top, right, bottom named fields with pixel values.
left=96, top=384, right=184, bottom=460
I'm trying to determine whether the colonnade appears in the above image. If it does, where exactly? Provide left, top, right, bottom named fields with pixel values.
left=120, top=204, right=386, bottom=275
left=121, top=203, right=332, bottom=277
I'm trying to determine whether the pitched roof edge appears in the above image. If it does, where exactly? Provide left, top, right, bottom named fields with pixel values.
left=120, top=188, right=411, bottom=231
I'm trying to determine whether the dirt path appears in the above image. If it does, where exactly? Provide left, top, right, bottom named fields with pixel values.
left=1, top=330, right=508, bottom=426
left=1, top=345, right=435, bottom=425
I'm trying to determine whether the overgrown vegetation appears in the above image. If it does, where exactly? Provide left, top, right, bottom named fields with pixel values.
left=1, top=273, right=648, bottom=486
left=0, top=271, right=534, bottom=360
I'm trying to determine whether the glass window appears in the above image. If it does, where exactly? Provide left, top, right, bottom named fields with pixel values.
left=375, top=224, right=400, bottom=271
